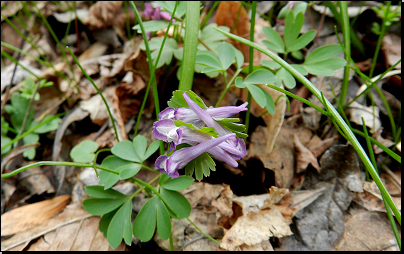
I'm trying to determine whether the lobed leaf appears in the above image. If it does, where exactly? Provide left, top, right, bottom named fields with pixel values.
left=161, top=175, right=194, bottom=191
left=133, top=195, right=158, bottom=242
left=70, top=140, right=99, bottom=163
left=244, top=69, right=277, bottom=85
left=262, top=26, right=285, bottom=53
left=304, top=44, right=343, bottom=64
left=107, top=200, right=133, bottom=248
left=160, top=188, right=191, bottom=219
left=217, top=42, right=236, bottom=70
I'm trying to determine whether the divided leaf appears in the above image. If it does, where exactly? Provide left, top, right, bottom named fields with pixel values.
left=217, top=42, right=236, bottom=70
left=160, top=188, right=191, bottom=220
left=160, top=175, right=194, bottom=191
left=262, top=26, right=285, bottom=53
left=167, top=90, right=207, bottom=109
left=185, top=152, right=215, bottom=181
left=107, top=200, right=133, bottom=248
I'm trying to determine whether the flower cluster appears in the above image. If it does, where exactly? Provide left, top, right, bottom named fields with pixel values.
left=143, top=3, right=175, bottom=38
left=153, top=92, right=248, bottom=178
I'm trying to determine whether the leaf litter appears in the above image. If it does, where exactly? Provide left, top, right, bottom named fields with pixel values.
left=1, top=1, right=401, bottom=252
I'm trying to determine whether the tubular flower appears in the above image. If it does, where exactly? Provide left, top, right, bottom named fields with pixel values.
left=153, top=92, right=248, bottom=178
left=155, top=133, right=236, bottom=178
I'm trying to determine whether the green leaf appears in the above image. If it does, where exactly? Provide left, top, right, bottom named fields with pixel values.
left=160, top=175, right=194, bottom=191
left=201, top=66, right=221, bottom=73
left=154, top=1, right=187, bottom=18
left=133, top=195, right=158, bottom=242
left=31, top=115, right=61, bottom=134
left=156, top=196, right=171, bottom=240
left=216, top=118, right=246, bottom=133
left=99, top=209, right=119, bottom=238
left=302, top=57, right=346, bottom=76
left=143, top=140, right=160, bottom=160
left=22, top=133, right=39, bottom=160
left=70, top=140, right=99, bottom=163
left=290, top=64, right=308, bottom=75
left=275, top=67, right=296, bottom=89
left=140, top=37, right=179, bottom=69
left=185, top=152, right=215, bottom=181
left=217, top=42, right=235, bottom=70
left=133, top=20, right=170, bottom=33
left=174, top=120, right=218, bottom=138
left=304, top=44, right=343, bottom=64
left=262, top=60, right=281, bottom=70
left=160, top=188, right=191, bottom=219
left=292, top=2, right=308, bottom=17
left=83, top=198, right=127, bottom=215
left=235, top=77, right=246, bottom=88
left=262, top=26, right=285, bottom=53
left=195, top=54, right=222, bottom=70
left=85, top=185, right=126, bottom=199
left=1, top=116, right=9, bottom=136
left=244, top=69, right=277, bottom=85
left=260, top=87, right=276, bottom=115
left=99, top=155, right=135, bottom=188
left=198, top=23, right=230, bottom=53
left=107, top=200, right=133, bottom=248
left=1, top=135, right=12, bottom=155
left=6, top=93, right=34, bottom=130
left=234, top=48, right=244, bottom=69
left=119, top=164, right=142, bottom=179
left=111, top=140, right=141, bottom=163
left=284, top=12, right=304, bottom=50
left=133, top=135, right=147, bottom=161
left=288, top=30, right=316, bottom=52
left=246, top=83, right=267, bottom=108
left=167, top=90, right=207, bottom=109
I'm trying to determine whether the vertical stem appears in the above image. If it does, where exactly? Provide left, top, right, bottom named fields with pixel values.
left=338, top=1, right=350, bottom=105
left=245, top=1, right=257, bottom=136
left=178, top=1, right=200, bottom=91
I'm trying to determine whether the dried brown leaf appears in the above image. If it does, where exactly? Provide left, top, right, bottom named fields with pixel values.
left=294, top=134, right=320, bottom=173
left=83, top=1, right=123, bottom=30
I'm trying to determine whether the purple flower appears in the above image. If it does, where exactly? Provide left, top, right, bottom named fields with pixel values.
left=143, top=3, right=175, bottom=22
left=155, top=133, right=236, bottom=178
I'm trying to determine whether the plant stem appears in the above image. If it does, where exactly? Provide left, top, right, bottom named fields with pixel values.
left=67, top=47, right=120, bottom=142
left=338, top=1, right=351, bottom=105
left=186, top=217, right=220, bottom=245
left=215, top=68, right=242, bottom=107
left=178, top=1, right=200, bottom=91
left=245, top=1, right=257, bottom=136
left=369, top=1, right=391, bottom=78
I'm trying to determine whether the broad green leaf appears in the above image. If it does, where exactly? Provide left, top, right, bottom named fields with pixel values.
left=292, top=2, right=308, bottom=17
left=70, top=140, right=99, bottom=163
left=275, top=67, right=296, bottom=88
left=154, top=1, right=187, bottom=18
left=133, top=196, right=158, bottom=242
left=133, top=20, right=170, bottom=33
left=284, top=12, right=304, bottom=50
left=262, top=60, right=281, bottom=69
left=22, top=133, right=39, bottom=160
left=85, top=185, right=126, bottom=199
left=160, top=175, right=194, bottom=191
left=133, top=135, right=147, bottom=161
left=167, top=90, right=207, bottom=109
left=301, top=66, right=333, bottom=76
left=218, top=42, right=235, bottom=70
left=140, top=37, right=179, bottom=68
left=195, top=54, right=222, bottom=70
left=107, top=200, right=132, bottom=248
left=288, top=30, right=316, bottom=52
left=305, top=58, right=347, bottom=70
left=173, top=47, right=183, bottom=60
left=174, top=120, right=218, bottom=138
left=119, top=164, right=142, bottom=179
left=160, top=188, right=191, bottom=219
left=111, top=140, right=141, bottom=162
left=143, top=140, right=160, bottom=160
left=156, top=196, right=171, bottom=240
left=104, top=174, right=121, bottom=190
left=235, top=77, right=246, bottom=88
left=99, top=155, right=134, bottom=187
left=260, top=87, right=276, bottom=115
left=262, top=26, right=285, bottom=53
left=246, top=83, right=267, bottom=108
left=1, top=135, right=11, bottom=155
left=290, top=64, right=308, bottom=75
left=291, top=50, right=303, bottom=60
left=99, top=209, right=119, bottom=238
left=304, top=44, right=343, bottom=64
left=5, top=93, right=33, bottom=130
left=201, top=66, right=222, bottom=73
left=185, top=152, right=215, bottom=181
left=83, top=198, right=126, bottom=215
left=31, top=115, right=61, bottom=134
left=234, top=48, right=244, bottom=69
left=244, top=69, right=276, bottom=85
left=198, top=23, right=230, bottom=53
left=159, top=174, right=172, bottom=185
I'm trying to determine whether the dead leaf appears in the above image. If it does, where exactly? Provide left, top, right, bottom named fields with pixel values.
left=239, top=240, right=274, bottom=251
left=306, top=135, right=336, bottom=157
left=83, top=1, right=123, bottom=30
left=1, top=203, right=92, bottom=251
left=372, top=128, right=395, bottom=154
left=334, top=212, right=401, bottom=251
left=181, top=182, right=225, bottom=208
left=345, top=101, right=381, bottom=133
left=220, top=207, right=293, bottom=251
left=294, top=134, right=320, bottom=173
left=80, top=86, right=116, bottom=126
left=1, top=195, right=70, bottom=236
left=382, top=33, right=401, bottom=69
left=18, top=163, right=55, bottom=196
left=211, top=184, right=234, bottom=228
left=233, top=194, right=271, bottom=215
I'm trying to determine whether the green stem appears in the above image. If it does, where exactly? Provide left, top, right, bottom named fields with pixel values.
left=213, top=27, right=401, bottom=224
left=186, top=217, right=220, bottom=245
left=245, top=1, right=257, bottom=136
left=92, top=148, right=111, bottom=177
left=200, top=1, right=220, bottom=29
left=178, top=1, right=200, bottom=91
left=215, top=68, right=242, bottom=107
left=369, top=1, right=391, bottom=78
left=338, top=1, right=351, bottom=105
left=66, top=47, right=120, bottom=142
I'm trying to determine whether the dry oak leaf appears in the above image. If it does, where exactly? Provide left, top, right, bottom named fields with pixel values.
left=82, top=1, right=123, bottom=30
left=294, top=134, right=320, bottom=173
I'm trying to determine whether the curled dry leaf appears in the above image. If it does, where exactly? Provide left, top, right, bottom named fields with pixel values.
left=372, top=128, right=395, bottom=154
left=382, top=33, right=401, bottom=69
left=82, top=1, right=123, bottom=30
